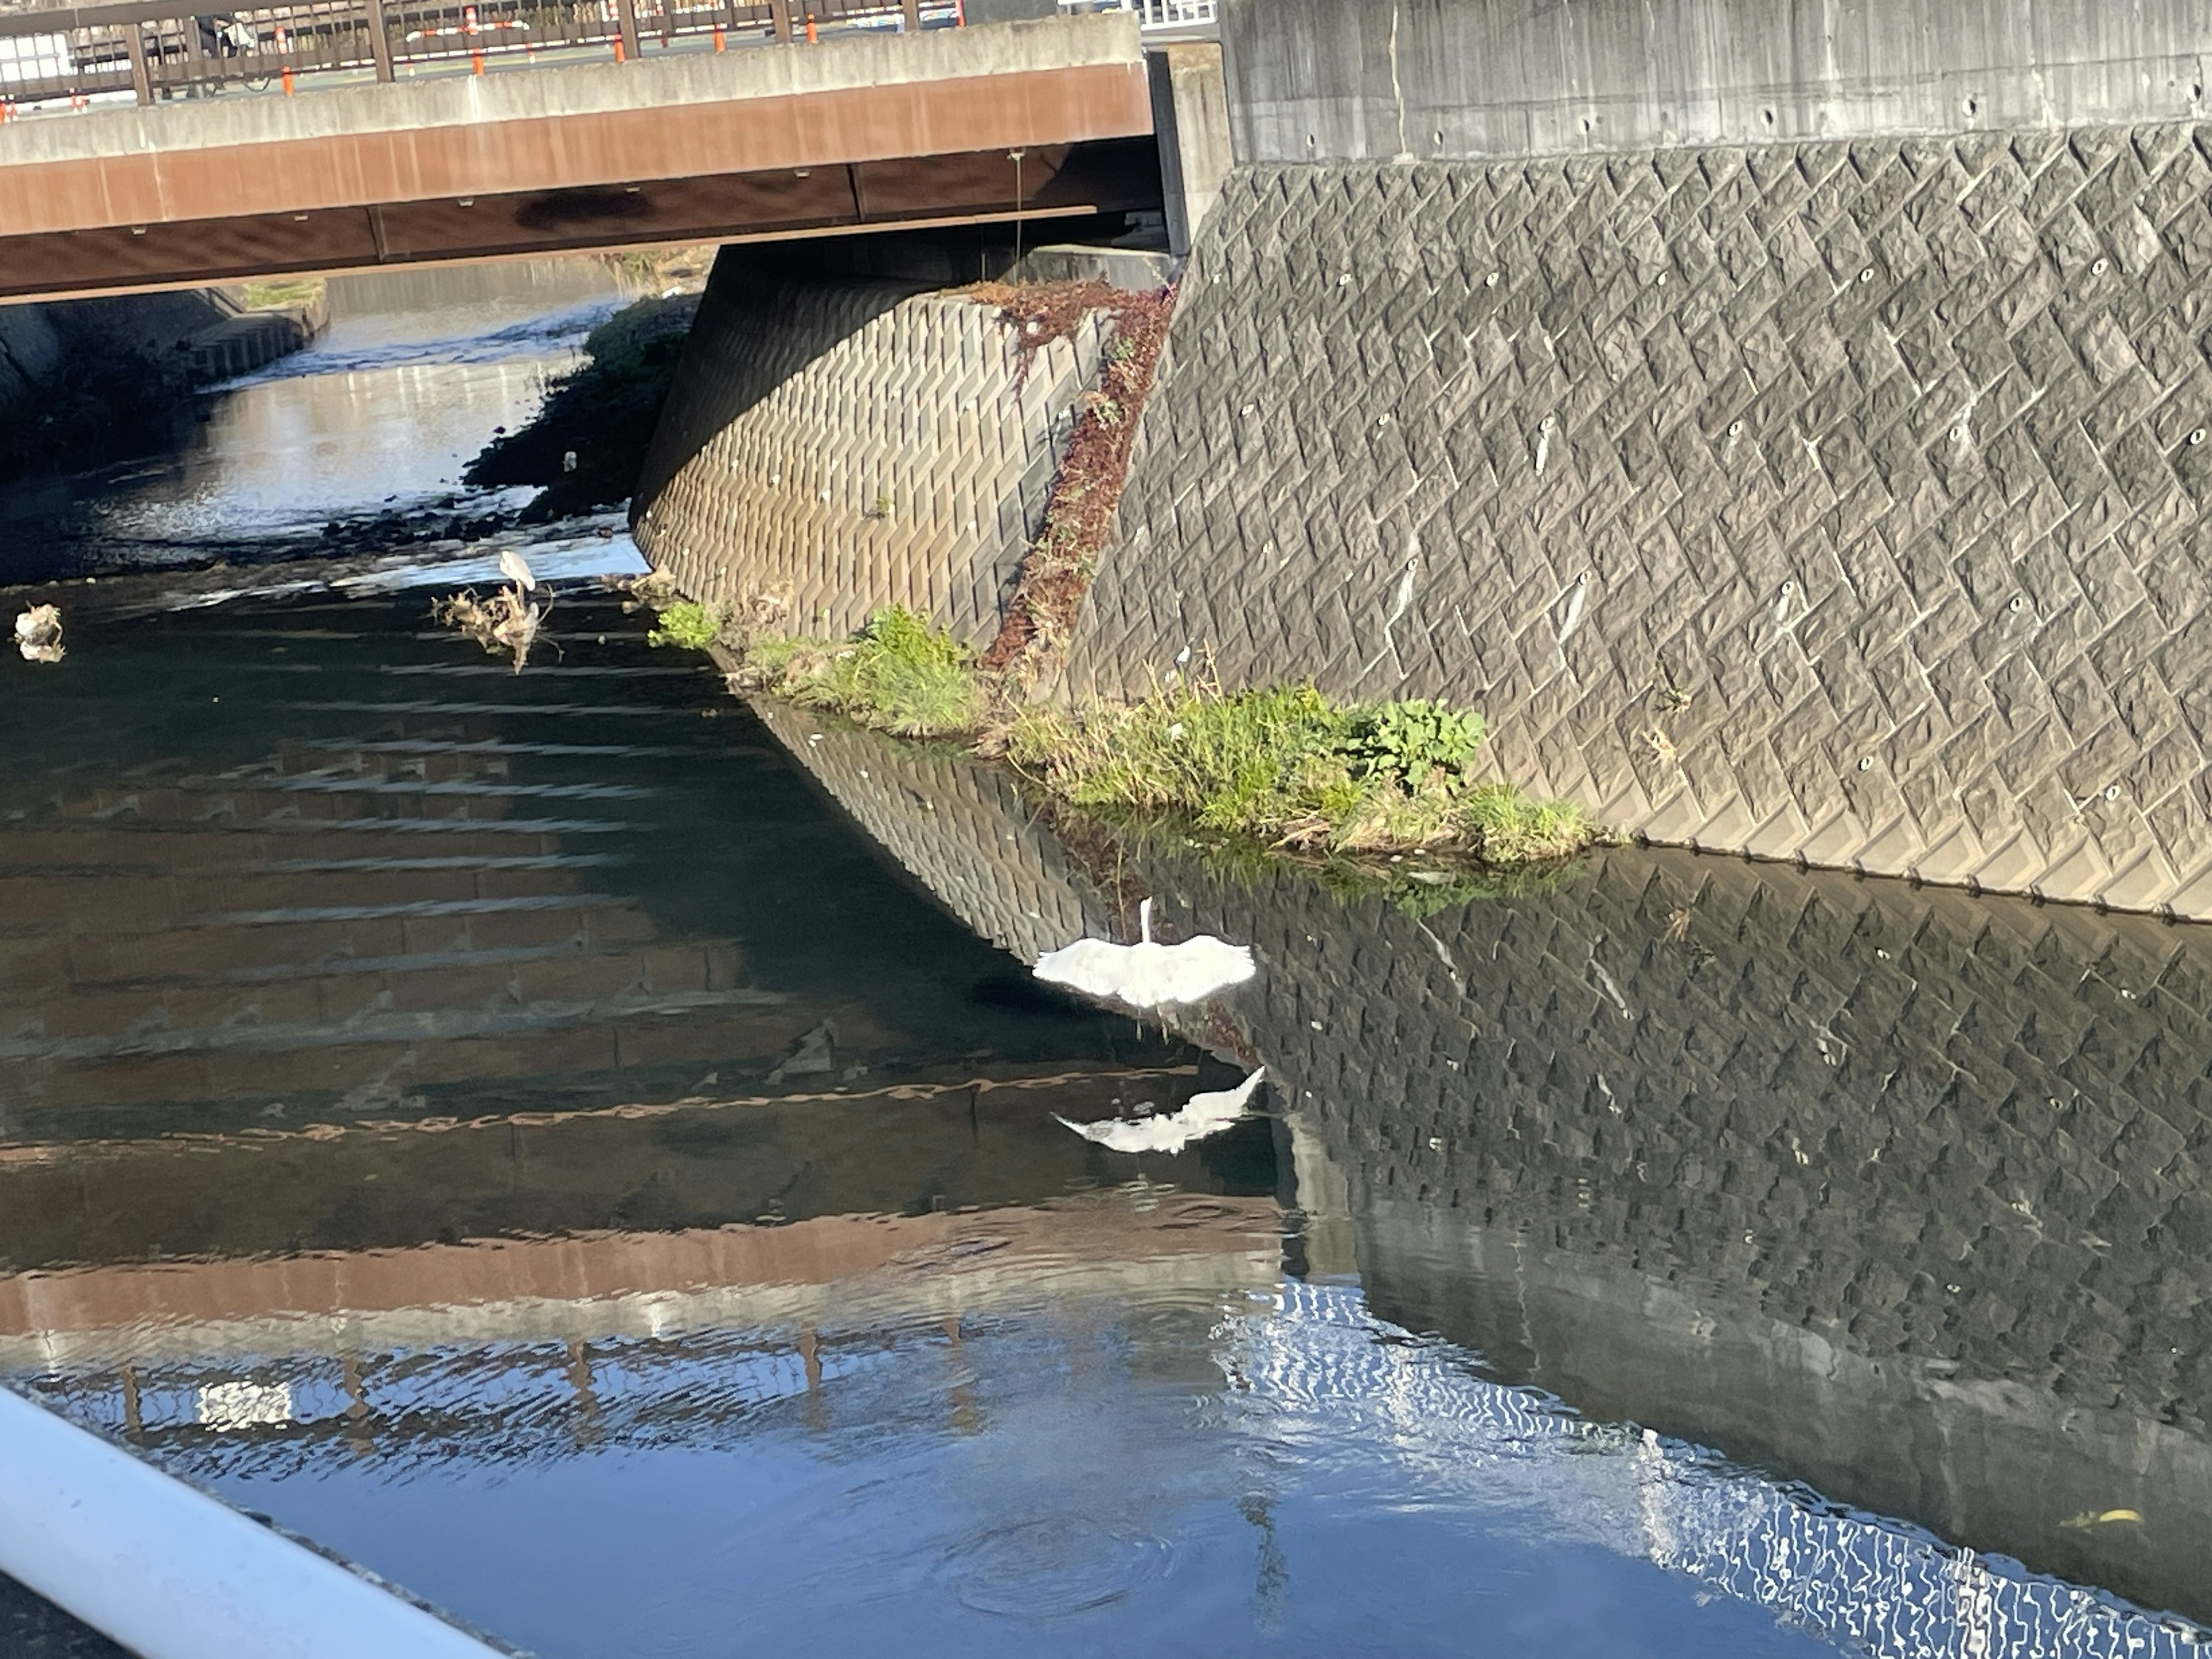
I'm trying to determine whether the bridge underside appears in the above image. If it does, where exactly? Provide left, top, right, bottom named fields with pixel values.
left=0, top=140, right=1158, bottom=298
left=0, top=14, right=1156, bottom=298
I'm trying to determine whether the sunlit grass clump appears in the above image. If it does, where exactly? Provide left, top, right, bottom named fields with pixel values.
left=744, top=606, right=982, bottom=739
left=681, top=590, right=1600, bottom=870
left=646, top=599, right=721, bottom=651
left=1005, top=683, right=1595, bottom=866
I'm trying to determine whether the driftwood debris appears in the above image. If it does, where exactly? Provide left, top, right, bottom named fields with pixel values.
left=431, top=584, right=544, bottom=673
left=13, top=605, right=63, bottom=664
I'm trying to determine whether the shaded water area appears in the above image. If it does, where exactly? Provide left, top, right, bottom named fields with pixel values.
left=0, top=275, right=2207, bottom=1658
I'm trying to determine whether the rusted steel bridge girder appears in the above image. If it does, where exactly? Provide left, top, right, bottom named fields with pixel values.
left=0, top=14, right=1158, bottom=298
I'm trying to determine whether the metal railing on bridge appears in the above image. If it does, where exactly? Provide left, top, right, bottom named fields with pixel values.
left=0, top=0, right=961, bottom=115
left=1059, top=0, right=1213, bottom=35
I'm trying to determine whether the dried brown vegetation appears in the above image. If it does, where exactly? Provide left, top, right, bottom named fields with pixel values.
left=432, top=584, right=544, bottom=673
left=968, top=281, right=1176, bottom=679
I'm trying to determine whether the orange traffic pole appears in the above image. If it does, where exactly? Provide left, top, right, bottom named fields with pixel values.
left=276, top=25, right=294, bottom=94
left=612, top=35, right=626, bottom=59
left=712, top=23, right=725, bottom=48
left=465, top=4, right=483, bottom=72
left=803, top=11, right=816, bottom=40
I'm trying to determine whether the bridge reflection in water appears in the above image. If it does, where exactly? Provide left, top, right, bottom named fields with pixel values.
left=758, top=702, right=2212, bottom=1643
left=0, top=577, right=1261, bottom=1654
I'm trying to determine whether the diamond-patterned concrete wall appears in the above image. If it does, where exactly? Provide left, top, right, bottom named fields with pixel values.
left=744, top=704, right=2212, bottom=1435
left=1063, top=128, right=2212, bottom=916
left=743, top=695, right=1117, bottom=966
left=634, top=257, right=1101, bottom=649
left=1153, top=846, right=2212, bottom=1434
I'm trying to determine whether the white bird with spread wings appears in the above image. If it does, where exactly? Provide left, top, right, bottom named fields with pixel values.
left=1055, top=1068, right=1267, bottom=1154
left=1033, top=898, right=1255, bottom=1009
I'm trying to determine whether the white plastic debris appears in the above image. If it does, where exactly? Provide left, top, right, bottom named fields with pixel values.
left=14, top=604, right=63, bottom=664
left=497, top=548, right=537, bottom=592
left=767, top=1018, right=838, bottom=1083
left=1033, top=899, right=1255, bottom=1009
left=1055, top=1067, right=1267, bottom=1154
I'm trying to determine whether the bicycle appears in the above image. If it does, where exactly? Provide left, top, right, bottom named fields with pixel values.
left=195, top=16, right=274, bottom=91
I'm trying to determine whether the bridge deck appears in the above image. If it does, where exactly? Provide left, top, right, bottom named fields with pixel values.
left=0, top=13, right=1156, bottom=298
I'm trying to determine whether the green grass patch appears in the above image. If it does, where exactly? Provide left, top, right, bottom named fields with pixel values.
left=646, top=599, right=722, bottom=651
left=1457, top=782, right=1599, bottom=866
left=238, top=277, right=325, bottom=311
left=699, top=598, right=1599, bottom=873
left=1005, top=683, right=1594, bottom=868
left=740, top=607, right=982, bottom=740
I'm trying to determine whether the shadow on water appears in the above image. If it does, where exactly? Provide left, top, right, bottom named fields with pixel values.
left=0, top=579, right=1267, bottom=1659
left=0, top=587, right=1196, bottom=1151
left=763, top=704, right=2212, bottom=1642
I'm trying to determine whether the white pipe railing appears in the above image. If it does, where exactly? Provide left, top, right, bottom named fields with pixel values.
left=1060, top=0, right=1217, bottom=33
left=1134, top=0, right=1216, bottom=29
left=0, top=1387, right=508, bottom=1659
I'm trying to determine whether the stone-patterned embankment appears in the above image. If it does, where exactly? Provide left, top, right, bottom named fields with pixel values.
left=1066, top=128, right=2212, bottom=916
left=634, top=261, right=1101, bottom=650
left=748, top=700, right=1116, bottom=965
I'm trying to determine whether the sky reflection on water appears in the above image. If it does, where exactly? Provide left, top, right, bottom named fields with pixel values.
left=1, top=259, right=636, bottom=575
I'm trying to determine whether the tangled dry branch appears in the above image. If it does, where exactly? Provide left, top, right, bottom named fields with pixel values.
left=967, top=281, right=1176, bottom=680
left=432, top=584, right=546, bottom=673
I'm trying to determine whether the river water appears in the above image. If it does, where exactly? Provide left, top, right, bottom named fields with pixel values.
left=0, top=268, right=2206, bottom=1658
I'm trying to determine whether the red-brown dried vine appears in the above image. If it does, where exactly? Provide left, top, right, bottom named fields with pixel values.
left=971, top=279, right=1176, bottom=674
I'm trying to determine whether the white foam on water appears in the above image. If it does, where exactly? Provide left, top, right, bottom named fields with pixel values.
left=334, top=527, right=650, bottom=595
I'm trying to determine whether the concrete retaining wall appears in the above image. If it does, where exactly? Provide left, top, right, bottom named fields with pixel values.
left=634, top=252, right=1101, bottom=648
left=0, top=288, right=324, bottom=453
left=0, top=302, right=63, bottom=403
left=180, top=296, right=328, bottom=384
left=0, top=290, right=226, bottom=405
left=1064, top=123, right=2212, bottom=915
left=1226, top=0, right=2212, bottom=163
left=1152, top=41, right=1235, bottom=255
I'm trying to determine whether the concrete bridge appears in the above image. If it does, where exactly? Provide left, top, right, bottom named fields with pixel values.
left=638, top=0, right=2212, bottom=921
left=0, top=9, right=1161, bottom=297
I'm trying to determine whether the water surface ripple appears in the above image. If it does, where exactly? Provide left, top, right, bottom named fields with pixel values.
left=0, top=269, right=2205, bottom=1658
